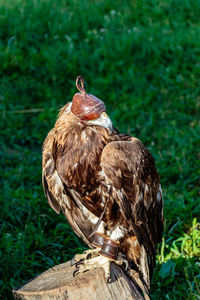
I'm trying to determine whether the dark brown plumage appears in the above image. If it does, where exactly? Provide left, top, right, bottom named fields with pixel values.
left=42, top=76, right=164, bottom=286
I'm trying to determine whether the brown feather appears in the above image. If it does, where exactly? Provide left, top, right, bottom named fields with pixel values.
left=42, top=100, right=164, bottom=281
left=100, top=139, right=163, bottom=275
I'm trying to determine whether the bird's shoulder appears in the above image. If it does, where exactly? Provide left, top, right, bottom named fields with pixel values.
left=101, top=135, right=158, bottom=184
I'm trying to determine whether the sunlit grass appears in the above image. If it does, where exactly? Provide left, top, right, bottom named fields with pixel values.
left=152, top=219, right=200, bottom=299
left=0, top=0, right=199, bottom=298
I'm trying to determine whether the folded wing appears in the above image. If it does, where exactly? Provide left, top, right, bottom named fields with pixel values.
left=42, top=129, right=94, bottom=248
left=100, top=138, right=164, bottom=271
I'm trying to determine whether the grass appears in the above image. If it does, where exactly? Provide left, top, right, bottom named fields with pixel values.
left=0, top=0, right=199, bottom=298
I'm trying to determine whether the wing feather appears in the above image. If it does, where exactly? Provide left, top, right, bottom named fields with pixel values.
left=42, top=174, right=60, bottom=214
left=100, top=138, right=164, bottom=263
left=42, top=128, right=94, bottom=247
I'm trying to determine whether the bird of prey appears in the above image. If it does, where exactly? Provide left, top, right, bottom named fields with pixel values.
left=42, top=76, right=163, bottom=294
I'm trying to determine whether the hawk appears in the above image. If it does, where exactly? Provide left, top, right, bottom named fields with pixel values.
left=42, top=76, right=163, bottom=294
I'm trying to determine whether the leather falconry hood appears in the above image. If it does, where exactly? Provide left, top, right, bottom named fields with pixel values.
left=71, top=76, right=106, bottom=120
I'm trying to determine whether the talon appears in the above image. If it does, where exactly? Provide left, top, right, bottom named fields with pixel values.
left=72, top=254, right=112, bottom=280
left=71, top=258, right=85, bottom=267
left=116, top=253, right=129, bottom=271
left=122, top=260, right=129, bottom=271
left=73, top=266, right=80, bottom=277
left=75, top=258, right=85, bottom=268
left=86, top=253, right=92, bottom=260
left=71, top=259, right=76, bottom=267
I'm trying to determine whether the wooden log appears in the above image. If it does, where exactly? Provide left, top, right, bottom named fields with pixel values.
left=13, top=259, right=149, bottom=300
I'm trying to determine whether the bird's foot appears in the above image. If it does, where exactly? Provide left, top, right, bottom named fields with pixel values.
left=72, top=251, right=129, bottom=283
left=115, top=253, right=129, bottom=271
left=71, top=248, right=100, bottom=267
left=73, top=254, right=112, bottom=282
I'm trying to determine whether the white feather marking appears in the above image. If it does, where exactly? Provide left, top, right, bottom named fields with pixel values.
left=116, top=189, right=124, bottom=199
left=98, top=169, right=108, bottom=182
left=157, top=184, right=162, bottom=202
left=143, top=184, right=152, bottom=210
left=139, top=191, right=143, bottom=202
left=64, top=102, right=72, bottom=113
left=110, top=225, right=126, bottom=241
left=97, top=221, right=105, bottom=234
left=51, top=172, right=62, bottom=194
left=63, top=194, right=71, bottom=209
left=81, top=131, right=87, bottom=140
left=81, top=204, right=105, bottom=234
left=98, top=169, right=111, bottom=189
left=133, top=238, right=139, bottom=247
left=158, top=184, right=164, bottom=219
left=81, top=206, right=99, bottom=224
left=98, top=170, right=105, bottom=177
left=159, top=184, right=163, bottom=197
left=49, top=172, right=72, bottom=209
left=44, top=156, right=53, bottom=169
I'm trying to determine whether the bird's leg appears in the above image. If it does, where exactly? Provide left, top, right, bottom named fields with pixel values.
left=73, top=232, right=129, bottom=282
left=72, top=233, right=116, bottom=280
left=71, top=231, right=108, bottom=267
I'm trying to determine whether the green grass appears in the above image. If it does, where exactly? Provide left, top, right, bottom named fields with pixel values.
left=0, top=0, right=200, bottom=298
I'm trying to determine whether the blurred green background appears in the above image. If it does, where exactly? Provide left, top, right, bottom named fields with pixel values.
left=0, top=0, right=200, bottom=298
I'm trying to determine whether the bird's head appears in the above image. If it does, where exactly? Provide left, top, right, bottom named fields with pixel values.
left=70, top=76, right=113, bottom=131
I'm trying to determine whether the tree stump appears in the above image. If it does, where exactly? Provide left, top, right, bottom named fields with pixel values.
left=13, top=259, right=149, bottom=300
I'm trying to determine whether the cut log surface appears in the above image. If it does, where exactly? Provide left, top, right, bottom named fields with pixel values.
left=13, top=259, right=147, bottom=300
